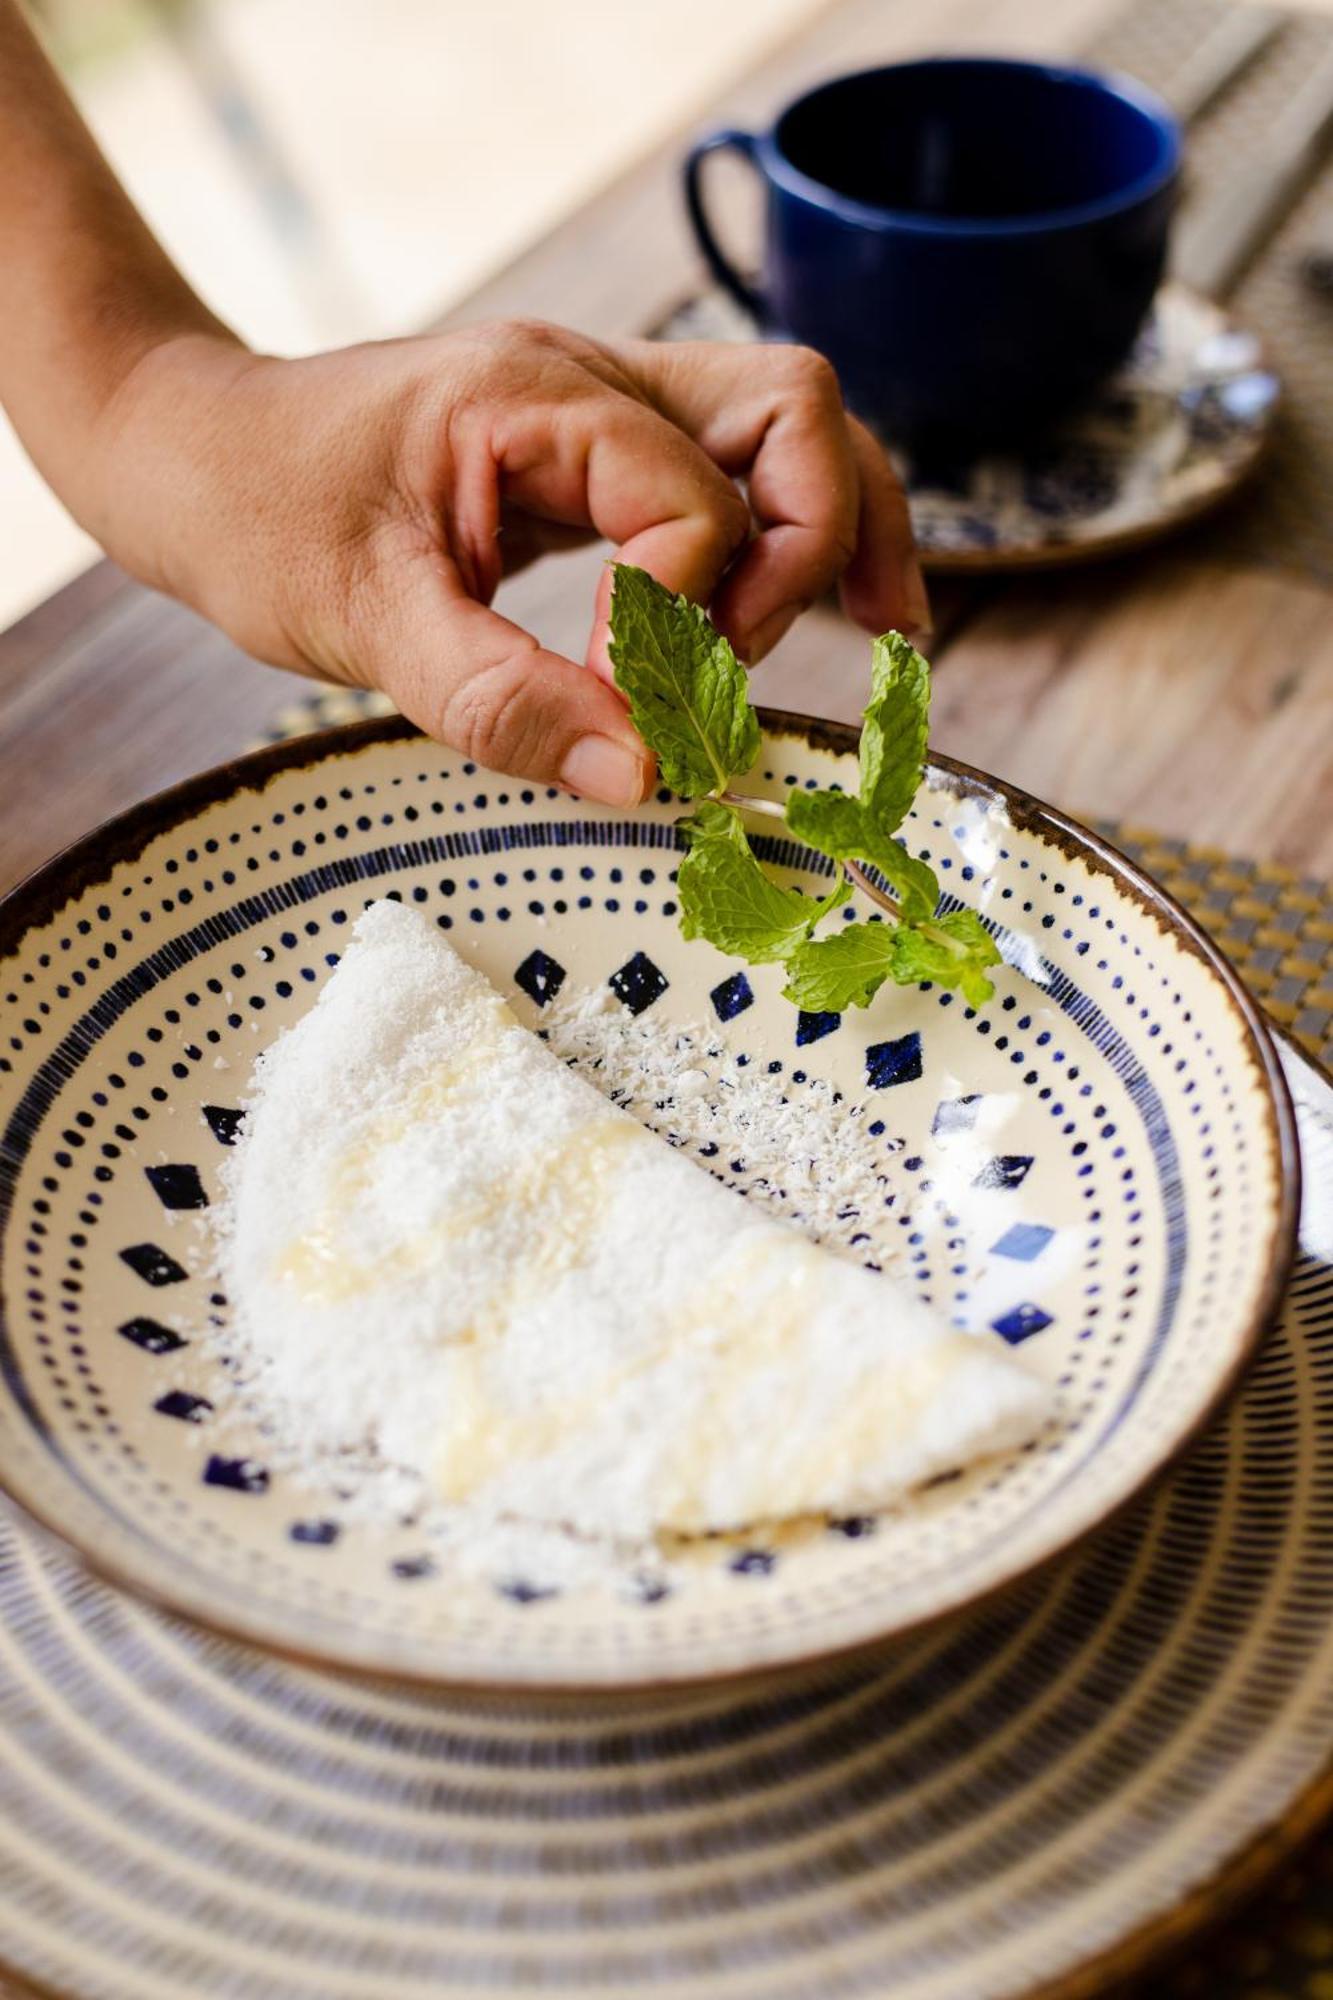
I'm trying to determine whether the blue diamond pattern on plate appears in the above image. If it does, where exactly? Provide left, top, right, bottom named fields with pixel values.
left=609, top=950, right=668, bottom=1015
left=290, top=1519, right=340, bottom=1546
left=991, top=1303, right=1054, bottom=1345
left=117, top=1316, right=186, bottom=1354
left=202, top=1104, right=244, bottom=1146
left=498, top=1579, right=558, bottom=1605
left=795, top=1009, right=840, bottom=1046
left=710, top=971, right=753, bottom=1022
left=730, top=1549, right=776, bottom=1577
left=513, top=949, right=566, bottom=1008
left=933, top=1094, right=982, bottom=1136
left=119, top=1242, right=188, bottom=1287
left=831, top=1516, right=876, bottom=1540
left=393, top=1555, right=436, bottom=1581
left=992, top=1222, right=1055, bottom=1262
left=153, top=1390, right=212, bottom=1423
left=974, top=1155, right=1035, bottom=1191
left=203, top=1455, right=269, bottom=1494
left=866, top=1032, right=923, bottom=1089
left=145, top=1163, right=209, bottom=1210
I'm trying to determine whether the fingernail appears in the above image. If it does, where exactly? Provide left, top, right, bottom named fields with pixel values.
left=899, top=557, right=932, bottom=641
left=744, top=601, right=807, bottom=664
left=560, top=734, right=648, bottom=807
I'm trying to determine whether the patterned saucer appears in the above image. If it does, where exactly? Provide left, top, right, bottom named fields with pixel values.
left=656, top=282, right=1279, bottom=570
left=0, top=1046, right=1327, bottom=1999
left=0, top=716, right=1296, bottom=1694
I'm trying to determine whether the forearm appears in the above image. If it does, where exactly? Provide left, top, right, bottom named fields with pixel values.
left=0, top=0, right=241, bottom=551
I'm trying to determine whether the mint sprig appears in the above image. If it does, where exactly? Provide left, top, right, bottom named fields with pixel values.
left=607, top=564, right=1001, bottom=1011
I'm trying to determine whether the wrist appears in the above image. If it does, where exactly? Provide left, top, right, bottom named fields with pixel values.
left=82, top=327, right=257, bottom=600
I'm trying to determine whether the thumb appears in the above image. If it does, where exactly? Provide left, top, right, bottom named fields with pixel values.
left=365, top=574, right=654, bottom=808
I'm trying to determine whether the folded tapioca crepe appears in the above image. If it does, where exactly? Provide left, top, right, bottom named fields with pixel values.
left=219, top=900, right=1050, bottom=1540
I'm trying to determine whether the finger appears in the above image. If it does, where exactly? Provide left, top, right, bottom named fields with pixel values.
left=490, top=375, right=752, bottom=679
left=360, top=555, right=654, bottom=807
left=839, top=416, right=931, bottom=639
left=622, top=340, right=862, bottom=660
left=574, top=396, right=752, bottom=681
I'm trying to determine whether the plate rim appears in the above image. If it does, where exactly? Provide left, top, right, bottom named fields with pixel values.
left=0, top=710, right=1302, bottom=1696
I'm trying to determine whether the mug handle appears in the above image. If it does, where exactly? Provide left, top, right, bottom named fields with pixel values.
left=683, top=129, right=769, bottom=323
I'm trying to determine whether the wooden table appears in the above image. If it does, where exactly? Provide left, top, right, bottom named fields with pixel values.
left=0, top=9, right=1330, bottom=1999
left=2, top=0, right=1330, bottom=900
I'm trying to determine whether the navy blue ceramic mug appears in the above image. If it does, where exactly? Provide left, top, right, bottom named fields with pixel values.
left=684, top=58, right=1180, bottom=449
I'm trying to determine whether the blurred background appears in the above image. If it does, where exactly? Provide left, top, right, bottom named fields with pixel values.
left=2, top=0, right=824, bottom=627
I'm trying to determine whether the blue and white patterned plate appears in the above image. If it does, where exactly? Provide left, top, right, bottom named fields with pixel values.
left=0, top=716, right=1299, bottom=1690
left=658, top=283, right=1279, bottom=570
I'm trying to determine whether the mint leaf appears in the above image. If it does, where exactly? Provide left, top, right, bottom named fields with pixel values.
left=859, top=632, right=931, bottom=836
left=931, top=908, right=1003, bottom=1005
left=781, top=631, right=935, bottom=917
left=785, top=905, right=1002, bottom=1011
left=608, top=564, right=760, bottom=797
left=785, top=789, right=938, bottom=924
left=885, top=909, right=1003, bottom=1004
left=678, top=800, right=849, bottom=964
left=783, top=789, right=866, bottom=860
left=783, top=922, right=897, bottom=1011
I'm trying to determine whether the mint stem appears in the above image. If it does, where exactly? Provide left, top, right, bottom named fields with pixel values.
left=843, top=858, right=903, bottom=926
left=718, top=788, right=785, bottom=822
left=720, top=788, right=906, bottom=925
left=719, top=787, right=974, bottom=963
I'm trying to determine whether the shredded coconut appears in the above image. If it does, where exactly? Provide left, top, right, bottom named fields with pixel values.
left=540, top=986, right=904, bottom=1271
left=208, top=904, right=1046, bottom=1593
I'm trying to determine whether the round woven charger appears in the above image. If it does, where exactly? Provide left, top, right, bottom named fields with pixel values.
left=0, top=1043, right=1328, bottom=2000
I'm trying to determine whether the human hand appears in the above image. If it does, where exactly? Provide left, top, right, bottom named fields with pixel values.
left=94, top=320, right=928, bottom=807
